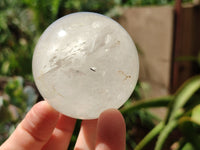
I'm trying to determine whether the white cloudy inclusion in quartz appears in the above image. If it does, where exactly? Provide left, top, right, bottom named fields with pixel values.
left=32, top=12, right=139, bottom=119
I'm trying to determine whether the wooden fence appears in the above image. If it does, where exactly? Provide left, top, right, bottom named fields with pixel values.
left=119, top=4, right=200, bottom=97
left=171, top=3, right=200, bottom=92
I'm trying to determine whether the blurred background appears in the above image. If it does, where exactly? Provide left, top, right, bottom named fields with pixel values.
left=0, top=0, right=200, bottom=150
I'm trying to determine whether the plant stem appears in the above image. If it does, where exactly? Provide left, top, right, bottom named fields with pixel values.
left=134, top=122, right=164, bottom=150
left=121, top=96, right=172, bottom=114
left=155, top=109, right=184, bottom=150
left=155, top=120, right=178, bottom=150
left=166, top=76, right=200, bottom=123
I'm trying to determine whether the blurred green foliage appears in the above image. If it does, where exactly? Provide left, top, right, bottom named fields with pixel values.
left=122, top=76, right=200, bottom=150
left=0, top=0, right=40, bottom=80
left=0, top=0, right=194, bottom=79
left=121, top=0, right=192, bottom=5
left=0, top=77, right=37, bottom=144
left=0, top=0, right=198, bottom=149
left=0, top=0, right=117, bottom=79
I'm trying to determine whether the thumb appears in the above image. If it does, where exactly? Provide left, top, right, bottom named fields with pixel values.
left=95, top=109, right=126, bottom=150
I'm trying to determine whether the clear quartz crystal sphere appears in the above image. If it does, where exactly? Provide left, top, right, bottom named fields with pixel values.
left=32, top=12, right=139, bottom=119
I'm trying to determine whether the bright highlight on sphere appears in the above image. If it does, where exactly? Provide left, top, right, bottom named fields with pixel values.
left=32, top=12, right=139, bottom=119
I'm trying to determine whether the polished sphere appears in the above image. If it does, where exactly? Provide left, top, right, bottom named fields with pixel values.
left=32, top=12, right=139, bottom=119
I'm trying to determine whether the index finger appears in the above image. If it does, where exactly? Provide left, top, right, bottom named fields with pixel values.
left=42, top=114, right=76, bottom=150
left=0, top=101, right=59, bottom=150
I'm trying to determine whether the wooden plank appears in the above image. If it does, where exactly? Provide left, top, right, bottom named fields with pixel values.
left=170, top=4, right=200, bottom=92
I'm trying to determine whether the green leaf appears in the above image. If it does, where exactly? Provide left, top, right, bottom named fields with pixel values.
left=51, top=0, right=61, bottom=19
left=179, top=117, right=200, bottom=149
left=0, top=13, right=7, bottom=30
left=155, top=120, right=178, bottom=150
left=121, top=96, right=172, bottom=114
left=155, top=109, right=183, bottom=150
left=4, top=77, right=26, bottom=110
left=1, top=61, right=10, bottom=74
left=182, top=143, right=195, bottom=150
left=135, top=122, right=164, bottom=150
left=166, top=76, right=200, bottom=123
left=192, top=104, right=200, bottom=124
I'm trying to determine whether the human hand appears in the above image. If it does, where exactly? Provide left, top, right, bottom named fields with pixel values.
left=0, top=101, right=126, bottom=150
